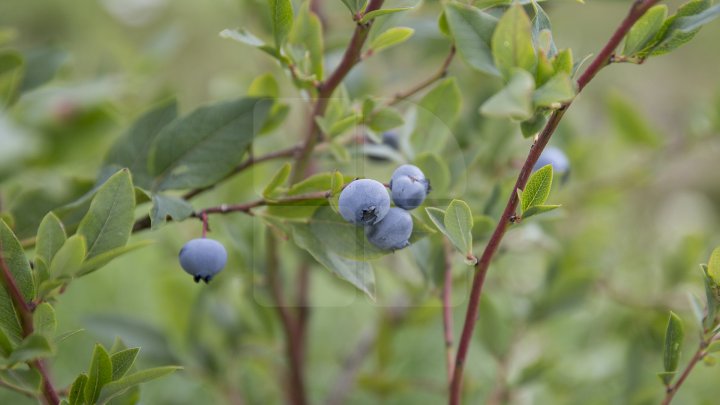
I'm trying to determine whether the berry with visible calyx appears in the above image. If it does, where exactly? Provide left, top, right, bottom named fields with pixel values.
left=365, top=207, right=413, bottom=251
left=179, top=238, right=227, bottom=283
left=338, top=179, right=391, bottom=225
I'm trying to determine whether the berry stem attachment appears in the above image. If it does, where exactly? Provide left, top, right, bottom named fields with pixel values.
left=201, top=212, right=209, bottom=238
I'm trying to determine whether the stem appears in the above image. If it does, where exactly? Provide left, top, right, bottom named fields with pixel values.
left=448, top=1, right=660, bottom=403
left=661, top=344, right=705, bottom=405
left=442, top=239, right=455, bottom=386
left=386, top=46, right=456, bottom=106
left=291, top=0, right=386, bottom=183
left=266, top=232, right=307, bottom=405
left=0, top=250, right=60, bottom=405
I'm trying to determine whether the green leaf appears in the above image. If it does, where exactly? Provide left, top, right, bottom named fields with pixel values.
left=268, top=0, right=294, bottom=48
left=663, top=311, right=684, bottom=373
left=671, top=3, right=720, bottom=32
left=415, top=153, right=451, bottom=195
left=360, top=7, right=413, bottom=24
left=368, top=27, right=414, bottom=54
left=531, top=1, right=556, bottom=56
left=702, top=264, right=720, bottom=330
left=77, top=240, right=154, bottom=276
left=444, top=1, right=499, bottom=75
left=288, top=172, right=334, bottom=196
left=308, top=206, right=387, bottom=261
left=648, top=0, right=713, bottom=56
left=521, top=164, right=553, bottom=212
left=533, top=73, right=576, bottom=108
left=340, top=0, right=365, bottom=14
left=35, top=212, right=67, bottom=267
left=110, top=348, right=140, bottom=380
left=438, top=11, right=451, bottom=38
left=85, top=344, right=113, bottom=404
left=708, top=246, right=720, bottom=285
left=623, top=5, right=668, bottom=56
left=607, top=92, right=662, bottom=147
left=77, top=170, right=135, bottom=259
left=102, top=100, right=178, bottom=190
left=288, top=1, right=324, bottom=80
left=248, top=73, right=279, bottom=98
left=424, top=207, right=448, bottom=235
left=69, top=374, right=88, bottom=405
left=33, top=303, right=56, bottom=338
left=150, top=194, right=194, bottom=230
left=491, top=3, right=537, bottom=80
left=0, top=368, right=41, bottom=395
left=366, top=108, right=404, bottom=132
left=0, top=219, right=34, bottom=301
left=0, top=50, right=24, bottom=107
left=444, top=200, right=474, bottom=255
left=292, top=223, right=376, bottom=299
left=97, top=366, right=181, bottom=404
left=148, top=98, right=272, bottom=191
left=523, top=204, right=560, bottom=219
left=412, top=78, right=462, bottom=153
left=521, top=111, right=549, bottom=138
left=7, top=334, right=53, bottom=364
left=552, top=48, right=573, bottom=75
left=0, top=328, right=12, bottom=357
left=480, top=69, right=535, bottom=121
left=263, top=163, right=292, bottom=198
left=219, top=28, right=286, bottom=62
left=48, top=235, right=86, bottom=277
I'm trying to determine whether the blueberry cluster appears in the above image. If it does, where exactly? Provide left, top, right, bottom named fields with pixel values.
left=338, top=164, right=430, bottom=251
left=179, top=238, right=228, bottom=283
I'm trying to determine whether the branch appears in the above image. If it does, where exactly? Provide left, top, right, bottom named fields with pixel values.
left=266, top=231, right=307, bottom=405
left=448, top=1, right=661, bottom=403
left=291, top=0, right=386, bottom=183
left=386, top=45, right=456, bottom=107
left=0, top=250, right=60, bottom=405
left=442, top=239, right=455, bottom=386
left=660, top=344, right=704, bottom=405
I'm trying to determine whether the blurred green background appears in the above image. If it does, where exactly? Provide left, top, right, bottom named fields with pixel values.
left=2, top=0, right=720, bottom=404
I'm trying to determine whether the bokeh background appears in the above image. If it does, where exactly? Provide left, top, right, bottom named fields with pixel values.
left=1, top=0, right=720, bottom=403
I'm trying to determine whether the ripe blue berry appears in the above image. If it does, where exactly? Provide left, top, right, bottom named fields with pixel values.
left=365, top=207, right=413, bottom=251
left=391, top=164, right=425, bottom=180
left=389, top=165, right=430, bottom=210
left=338, top=179, right=391, bottom=225
left=179, top=238, right=227, bottom=283
left=533, top=146, right=570, bottom=179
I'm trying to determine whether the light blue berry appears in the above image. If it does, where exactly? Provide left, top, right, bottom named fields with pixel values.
left=390, top=175, right=429, bottom=210
left=391, top=164, right=425, bottom=181
left=365, top=207, right=413, bottom=251
left=179, top=238, right=227, bottom=283
left=338, top=179, right=391, bottom=225
left=533, top=146, right=570, bottom=177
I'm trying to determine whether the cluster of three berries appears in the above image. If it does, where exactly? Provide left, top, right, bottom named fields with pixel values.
left=338, top=164, right=430, bottom=251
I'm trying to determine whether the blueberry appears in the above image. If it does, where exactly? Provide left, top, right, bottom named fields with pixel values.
left=179, top=238, right=228, bottom=283
left=391, top=164, right=425, bottom=181
left=365, top=207, right=413, bottom=251
left=338, top=179, right=391, bottom=225
left=389, top=164, right=430, bottom=210
left=390, top=175, right=429, bottom=210
left=533, top=146, right=570, bottom=182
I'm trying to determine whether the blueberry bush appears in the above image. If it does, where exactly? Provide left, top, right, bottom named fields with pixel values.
left=1, top=0, right=720, bottom=404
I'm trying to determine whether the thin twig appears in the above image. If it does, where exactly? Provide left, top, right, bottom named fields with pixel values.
left=386, top=45, right=456, bottom=107
left=291, top=0, right=386, bottom=183
left=266, top=231, right=307, bottom=405
left=660, top=345, right=704, bottom=405
left=0, top=250, right=60, bottom=405
left=442, top=239, right=455, bottom=386
left=448, top=1, right=662, bottom=403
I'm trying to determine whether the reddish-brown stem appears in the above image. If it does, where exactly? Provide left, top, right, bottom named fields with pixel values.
left=0, top=251, right=60, bottom=405
left=442, top=239, right=455, bottom=386
left=387, top=45, right=456, bottom=107
left=266, top=232, right=307, bottom=405
left=661, top=344, right=706, bottom=405
left=291, top=0, right=386, bottom=183
left=448, top=1, right=660, bottom=403
left=201, top=212, right=209, bottom=238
